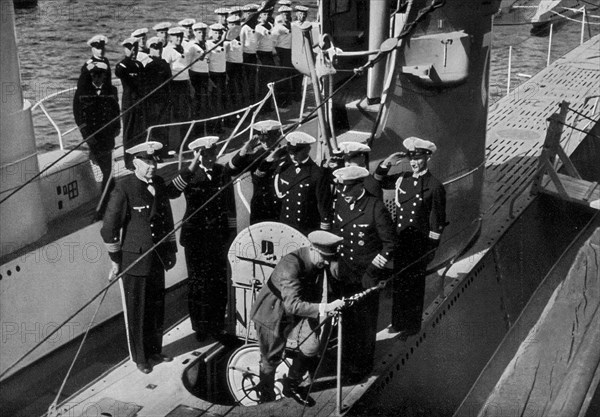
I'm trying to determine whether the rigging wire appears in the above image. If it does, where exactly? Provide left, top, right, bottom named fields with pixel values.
left=0, top=0, right=281, bottom=207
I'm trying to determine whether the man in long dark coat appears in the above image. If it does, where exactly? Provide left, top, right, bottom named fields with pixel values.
left=101, top=141, right=194, bottom=374
left=73, top=61, right=120, bottom=190
left=331, top=166, right=395, bottom=382
left=115, top=37, right=145, bottom=169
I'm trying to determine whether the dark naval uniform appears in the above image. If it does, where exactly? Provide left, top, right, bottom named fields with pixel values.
left=332, top=191, right=395, bottom=378
left=179, top=164, right=236, bottom=338
left=143, top=55, right=173, bottom=149
left=73, top=77, right=120, bottom=190
left=78, top=56, right=112, bottom=89
left=250, top=246, right=327, bottom=394
left=115, top=57, right=145, bottom=169
left=375, top=167, right=446, bottom=333
left=274, top=158, right=332, bottom=235
left=101, top=173, right=182, bottom=366
left=228, top=151, right=282, bottom=224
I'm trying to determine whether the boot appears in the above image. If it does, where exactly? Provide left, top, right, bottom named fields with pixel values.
left=255, top=371, right=276, bottom=404
left=282, top=353, right=316, bottom=407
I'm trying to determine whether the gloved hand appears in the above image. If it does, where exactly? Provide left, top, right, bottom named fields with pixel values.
left=108, top=261, right=120, bottom=282
left=324, top=299, right=345, bottom=315
left=381, top=152, right=407, bottom=168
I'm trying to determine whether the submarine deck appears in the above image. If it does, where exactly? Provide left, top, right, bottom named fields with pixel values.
left=54, top=36, right=600, bottom=417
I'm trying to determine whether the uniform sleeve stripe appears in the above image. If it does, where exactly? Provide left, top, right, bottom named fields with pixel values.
left=173, top=175, right=188, bottom=191
left=320, top=222, right=331, bottom=230
left=429, top=231, right=441, bottom=240
left=105, top=242, right=121, bottom=252
left=254, top=170, right=267, bottom=178
left=166, top=233, right=177, bottom=242
left=228, top=218, right=237, bottom=227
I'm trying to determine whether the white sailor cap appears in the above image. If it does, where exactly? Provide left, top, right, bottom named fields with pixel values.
left=153, top=22, right=172, bottom=32
left=121, top=37, right=139, bottom=48
left=253, top=119, right=281, bottom=134
left=336, top=141, right=371, bottom=156
left=278, top=0, right=292, bottom=5
left=86, top=61, right=108, bottom=72
left=178, top=18, right=196, bottom=27
left=295, top=5, right=309, bottom=12
left=402, top=136, right=437, bottom=157
left=126, top=141, right=164, bottom=161
left=209, top=23, right=226, bottom=32
left=308, top=231, right=343, bottom=257
left=87, top=34, right=108, bottom=48
left=168, top=26, right=186, bottom=36
left=229, top=6, right=242, bottom=14
left=278, top=5, right=292, bottom=13
left=333, top=166, right=369, bottom=184
left=242, top=3, right=260, bottom=12
left=215, top=7, right=230, bottom=15
left=192, top=22, right=208, bottom=31
left=131, top=28, right=148, bottom=38
left=227, top=15, right=241, bottom=23
left=285, top=131, right=316, bottom=147
left=147, top=37, right=163, bottom=49
left=189, top=136, right=219, bottom=152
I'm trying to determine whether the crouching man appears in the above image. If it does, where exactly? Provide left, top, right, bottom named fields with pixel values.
left=250, top=231, right=345, bottom=405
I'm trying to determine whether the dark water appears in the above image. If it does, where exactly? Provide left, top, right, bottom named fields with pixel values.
left=13, top=1, right=600, bottom=150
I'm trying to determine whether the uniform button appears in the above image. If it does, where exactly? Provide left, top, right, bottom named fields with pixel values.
left=416, top=194, right=420, bottom=198
left=350, top=232, right=353, bottom=236
left=400, top=208, right=404, bottom=211
left=411, top=211, right=415, bottom=214
left=413, top=202, right=417, bottom=206
left=409, top=219, right=413, bottom=222
left=399, top=216, right=403, bottom=219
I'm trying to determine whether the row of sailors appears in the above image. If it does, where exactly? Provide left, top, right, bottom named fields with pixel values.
left=75, top=3, right=311, bottom=180
left=101, top=121, right=447, bottom=387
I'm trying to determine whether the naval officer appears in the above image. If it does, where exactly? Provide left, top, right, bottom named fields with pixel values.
left=336, top=141, right=382, bottom=198
left=178, top=136, right=237, bottom=341
left=115, top=37, right=145, bottom=170
left=274, top=132, right=332, bottom=235
left=78, top=35, right=112, bottom=89
left=101, top=141, right=194, bottom=374
left=375, top=137, right=447, bottom=338
left=73, top=61, right=120, bottom=190
left=250, top=230, right=345, bottom=405
left=331, top=166, right=395, bottom=381
left=142, top=37, right=172, bottom=147
left=228, top=119, right=285, bottom=224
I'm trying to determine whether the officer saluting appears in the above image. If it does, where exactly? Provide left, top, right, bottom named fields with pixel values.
left=375, top=137, right=447, bottom=338
left=78, top=35, right=111, bottom=89
left=336, top=141, right=382, bottom=198
left=250, top=230, right=346, bottom=405
left=275, top=132, right=332, bottom=235
left=101, top=141, right=192, bottom=374
left=116, top=37, right=145, bottom=170
left=331, top=166, right=395, bottom=382
left=178, top=136, right=237, bottom=342
left=228, top=120, right=285, bottom=224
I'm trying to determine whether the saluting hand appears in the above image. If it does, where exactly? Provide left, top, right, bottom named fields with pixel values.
left=382, top=152, right=407, bottom=167
left=188, top=150, right=202, bottom=173
left=241, top=135, right=261, bottom=156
